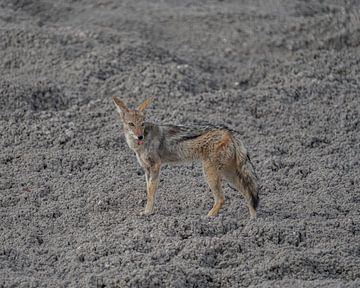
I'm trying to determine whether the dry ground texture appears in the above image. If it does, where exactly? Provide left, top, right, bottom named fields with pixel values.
left=0, top=0, right=360, bottom=287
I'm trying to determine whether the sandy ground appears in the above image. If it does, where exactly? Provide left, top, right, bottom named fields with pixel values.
left=1, top=0, right=359, bottom=287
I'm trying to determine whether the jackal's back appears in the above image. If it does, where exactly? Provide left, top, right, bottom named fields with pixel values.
left=153, top=123, right=242, bottom=164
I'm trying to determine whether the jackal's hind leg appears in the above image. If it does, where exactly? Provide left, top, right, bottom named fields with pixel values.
left=203, top=161, right=224, bottom=217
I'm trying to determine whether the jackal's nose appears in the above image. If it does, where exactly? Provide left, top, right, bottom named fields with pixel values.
left=138, top=135, right=144, bottom=140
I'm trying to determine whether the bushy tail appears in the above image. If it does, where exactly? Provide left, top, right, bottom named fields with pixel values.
left=234, top=139, right=259, bottom=212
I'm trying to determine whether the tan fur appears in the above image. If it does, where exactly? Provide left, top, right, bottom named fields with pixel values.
left=112, top=96, right=259, bottom=218
left=137, top=97, right=154, bottom=112
left=112, top=96, right=129, bottom=113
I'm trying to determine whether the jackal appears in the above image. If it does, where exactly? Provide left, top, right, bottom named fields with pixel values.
left=112, top=96, right=259, bottom=218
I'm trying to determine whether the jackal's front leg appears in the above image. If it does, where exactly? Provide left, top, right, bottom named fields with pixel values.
left=143, top=162, right=161, bottom=215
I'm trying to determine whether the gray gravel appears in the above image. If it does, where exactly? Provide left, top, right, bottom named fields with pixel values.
left=0, top=0, right=359, bottom=287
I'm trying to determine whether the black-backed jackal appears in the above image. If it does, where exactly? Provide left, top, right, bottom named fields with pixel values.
left=112, top=97, right=259, bottom=218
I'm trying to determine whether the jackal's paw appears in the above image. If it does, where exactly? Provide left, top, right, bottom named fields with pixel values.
left=207, top=209, right=219, bottom=217
left=140, top=207, right=154, bottom=216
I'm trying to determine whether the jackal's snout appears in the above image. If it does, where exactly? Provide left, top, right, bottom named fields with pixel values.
left=134, top=127, right=144, bottom=139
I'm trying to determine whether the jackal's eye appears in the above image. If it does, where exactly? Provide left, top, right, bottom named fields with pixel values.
left=128, top=122, right=134, bottom=127
left=141, top=123, right=145, bottom=127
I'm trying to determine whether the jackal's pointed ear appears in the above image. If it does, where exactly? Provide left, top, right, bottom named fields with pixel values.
left=112, top=96, right=129, bottom=115
left=136, top=97, right=154, bottom=112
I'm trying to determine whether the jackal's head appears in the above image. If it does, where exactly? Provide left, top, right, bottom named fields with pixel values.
left=112, top=96, right=153, bottom=145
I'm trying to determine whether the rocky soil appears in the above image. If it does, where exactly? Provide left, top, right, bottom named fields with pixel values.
left=0, top=0, right=359, bottom=287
